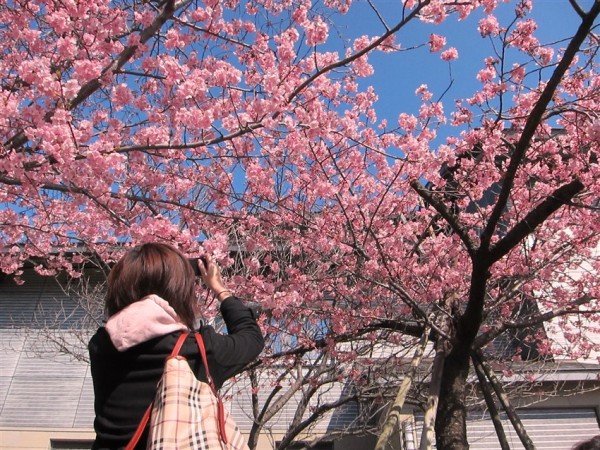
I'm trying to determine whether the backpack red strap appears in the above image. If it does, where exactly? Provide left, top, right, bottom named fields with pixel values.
left=170, top=331, right=190, bottom=357
left=194, top=332, right=229, bottom=445
left=125, top=332, right=189, bottom=450
left=125, top=404, right=152, bottom=450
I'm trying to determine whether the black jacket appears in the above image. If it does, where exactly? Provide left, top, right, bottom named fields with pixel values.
left=89, top=296, right=264, bottom=450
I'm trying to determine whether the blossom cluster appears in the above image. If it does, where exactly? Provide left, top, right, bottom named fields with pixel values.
left=0, top=0, right=598, bottom=367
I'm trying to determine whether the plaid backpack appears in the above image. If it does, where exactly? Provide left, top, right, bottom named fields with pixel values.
left=125, top=332, right=249, bottom=450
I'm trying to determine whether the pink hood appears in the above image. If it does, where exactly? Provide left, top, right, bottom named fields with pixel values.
left=105, top=294, right=189, bottom=351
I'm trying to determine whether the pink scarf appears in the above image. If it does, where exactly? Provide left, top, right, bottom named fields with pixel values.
left=105, top=294, right=188, bottom=351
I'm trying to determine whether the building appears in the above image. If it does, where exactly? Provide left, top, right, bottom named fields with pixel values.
left=1, top=265, right=598, bottom=450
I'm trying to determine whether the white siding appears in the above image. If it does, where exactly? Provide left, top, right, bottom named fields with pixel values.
left=0, top=270, right=97, bottom=429
left=0, top=329, right=93, bottom=428
left=414, top=409, right=599, bottom=449
left=469, top=409, right=599, bottom=449
left=541, top=241, right=600, bottom=364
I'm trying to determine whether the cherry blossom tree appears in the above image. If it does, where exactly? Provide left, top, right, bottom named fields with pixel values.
left=1, top=0, right=599, bottom=449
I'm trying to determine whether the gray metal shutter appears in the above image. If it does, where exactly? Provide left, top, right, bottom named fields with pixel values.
left=468, top=408, right=599, bottom=450
left=414, top=408, right=599, bottom=449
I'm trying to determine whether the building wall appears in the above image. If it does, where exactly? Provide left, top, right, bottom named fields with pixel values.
left=1, top=269, right=598, bottom=450
left=0, top=269, right=359, bottom=450
left=0, top=428, right=95, bottom=450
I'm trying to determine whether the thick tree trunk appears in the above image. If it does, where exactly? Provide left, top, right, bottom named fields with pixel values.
left=434, top=344, right=471, bottom=450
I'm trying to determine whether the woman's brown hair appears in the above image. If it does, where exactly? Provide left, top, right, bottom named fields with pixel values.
left=105, top=243, right=197, bottom=329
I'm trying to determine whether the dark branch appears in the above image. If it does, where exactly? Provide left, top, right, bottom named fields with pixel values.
left=471, top=350, right=536, bottom=450
left=488, top=179, right=585, bottom=264
left=245, top=318, right=425, bottom=369
left=472, top=354, right=511, bottom=450
left=474, top=294, right=593, bottom=348
left=410, top=180, right=477, bottom=257
left=0, top=174, right=223, bottom=218
left=3, top=0, right=179, bottom=153
left=480, top=2, right=600, bottom=250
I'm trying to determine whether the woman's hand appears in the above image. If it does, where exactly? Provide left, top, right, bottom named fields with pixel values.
left=197, top=255, right=232, bottom=302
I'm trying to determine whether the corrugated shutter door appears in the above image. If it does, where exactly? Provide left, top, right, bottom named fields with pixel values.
left=414, top=408, right=599, bottom=449
left=468, top=409, right=599, bottom=450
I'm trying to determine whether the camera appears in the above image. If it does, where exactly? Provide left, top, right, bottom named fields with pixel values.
left=188, top=257, right=208, bottom=277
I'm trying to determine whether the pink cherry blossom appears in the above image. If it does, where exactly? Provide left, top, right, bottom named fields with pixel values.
left=112, top=84, right=133, bottom=109
left=398, top=113, right=418, bottom=132
left=62, top=79, right=80, bottom=100
left=441, top=47, right=458, bottom=61
left=72, top=59, right=103, bottom=83
left=508, top=18, right=539, bottom=52
left=305, top=16, right=329, bottom=46
left=478, top=15, right=500, bottom=37
left=275, top=28, right=300, bottom=63
left=536, top=46, right=554, bottom=65
left=1, top=1, right=599, bottom=446
left=510, top=63, right=526, bottom=83
left=477, top=65, right=497, bottom=82
left=428, top=33, right=446, bottom=52
left=415, top=84, right=433, bottom=101
left=587, top=119, right=600, bottom=141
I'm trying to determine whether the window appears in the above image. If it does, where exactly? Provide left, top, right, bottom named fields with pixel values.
left=50, top=440, right=93, bottom=450
left=277, top=442, right=333, bottom=450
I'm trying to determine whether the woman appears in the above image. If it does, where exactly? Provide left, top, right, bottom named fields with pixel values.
left=89, top=243, right=264, bottom=449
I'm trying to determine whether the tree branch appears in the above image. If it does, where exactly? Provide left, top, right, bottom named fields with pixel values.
left=474, top=294, right=593, bottom=348
left=245, top=318, right=425, bottom=370
left=472, top=350, right=536, bottom=450
left=472, top=354, right=511, bottom=450
left=113, top=1, right=432, bottom=155
left=285, top=1, right=430, bottom=105
left=488, top=179, right=584, bottom=264
left=410, top=180, right=477, bottom=257
left=569, top=0, right=587, bottom=19
left=276, top=395, right=359, bottom=450
left=3, top=0, right=183, bottom=153
left=0, top=174, right=225, bottom=218
left=375, top=326, right=430, bottom=450
left=480, top=1, right=600, bottom=250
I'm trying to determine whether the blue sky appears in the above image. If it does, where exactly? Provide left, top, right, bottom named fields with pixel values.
left=332, top=0, right=594, bottom=129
